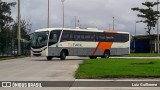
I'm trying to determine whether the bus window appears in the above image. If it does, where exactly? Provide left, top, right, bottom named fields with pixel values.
left=85, top=34, right=91, bottom=41
left=114, top=34, right=129, bottom=42
left=90, top=33, right=95, bottom=41
left=61, top=31, right=74, bottom=41
left=81, top=34, right=85, bottom=41
left=106, top=34, right=114, bottom=42
left=61, top=33, right=69, bottom=41
left=49, top=31, right=61, bottom=46
left=98, top=33, right=106, bottom=42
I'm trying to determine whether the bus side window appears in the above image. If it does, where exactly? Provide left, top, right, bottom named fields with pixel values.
left=61, top=33, right=69, bottom=42
left=69, top=33, right=73, bottom=41
left=106, top=33, right=114, bottom=42
left=81, top=34, right=85, bottom=41
left=73, top=31, right=81, bottom=41
left=96, top=33, right=106, bottom=42
left=49, top=33, right=58, bottom=45
left=90, top=33, right=95, bottom=41
left=85, top=34, right=90, bottom=41
left=113, top=34, right=129, bottom=42
left=77, top=34, right=81, bottom=41
left=61, top=30, right=75, bottom=41
left=95, top=33, right=99, bottom=42
left=121, top=34, right=129, bottom=42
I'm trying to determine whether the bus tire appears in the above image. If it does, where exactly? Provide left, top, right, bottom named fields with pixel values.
left=47, top=56, right=53, bottom=60
left=60, top=51, right=66, bottom=60
left=102, top=50, right=110, bottom=58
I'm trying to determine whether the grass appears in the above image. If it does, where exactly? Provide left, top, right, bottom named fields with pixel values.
left=128, top=53, right=160, bottom=57
left=0, top=56, right=26, bottom=61
left=75, top=58, right=160, bottom=79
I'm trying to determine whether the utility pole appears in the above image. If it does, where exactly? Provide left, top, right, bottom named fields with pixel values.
left=135, top=21, right=137, bottom=35
left=61, top=0, right=65, bottom=28
left=113, top=17, right=115, bottom=31
left=48, top=0, right=50, bottom=28
left=75, top=16, right=77, bottom=28
left=18, top=0, right=21, bottom=55
left=109, top=24, right=111, bottom=30
left=77, top=20, right=80, bottom=27
left=157, top=0, right=159, bottom=53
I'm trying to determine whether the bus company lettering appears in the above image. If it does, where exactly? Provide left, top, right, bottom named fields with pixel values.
left=67, top=43, right=82, bottom=47
left=73, top=43, right=82, bottom=47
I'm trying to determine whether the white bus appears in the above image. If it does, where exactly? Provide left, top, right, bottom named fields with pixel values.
left=31, top=28, right=130, bottom=60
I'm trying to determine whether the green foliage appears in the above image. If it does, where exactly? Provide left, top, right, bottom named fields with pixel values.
left=11, top=19, right=31, bottom=40
left=0, top=0, right=16, bottom=30
left=0, top=0, right=31, bottom=40
left=132, top=1, right=160, bottom=35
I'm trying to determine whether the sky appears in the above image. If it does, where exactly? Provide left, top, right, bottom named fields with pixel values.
left=5, top=0, right=159, bottom=35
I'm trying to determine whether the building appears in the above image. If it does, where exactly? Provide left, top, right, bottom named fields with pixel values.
left=131, top=34, right=159, bottom=53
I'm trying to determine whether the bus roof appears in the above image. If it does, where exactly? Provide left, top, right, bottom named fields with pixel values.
left=35, top=28, right=129, bottom=34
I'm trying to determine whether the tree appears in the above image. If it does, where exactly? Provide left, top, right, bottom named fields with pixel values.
left=0, top=0, right=16, bottom=31
left=132, top=1, right=160, bottom=35
left=11, top=19, right=32, bottom=40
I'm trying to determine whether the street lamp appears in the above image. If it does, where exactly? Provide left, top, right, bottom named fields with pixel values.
left=75, top=16, right=77, bottom=28
left=17, top=0, right=21, bottom=55
left=109, top=24, right=111, bottom=30
left=113, top=17, right=114, bottom=31
left=135, top=21, right=141, bottom=35
left=61, top=0, right=65, bottom=28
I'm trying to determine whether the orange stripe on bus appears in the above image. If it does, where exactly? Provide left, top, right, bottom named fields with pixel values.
left=92, top=42, right=113, bottom=56
left=98, top=42, right=113, bottom=53
left=92, top=42, right=101, bottom=56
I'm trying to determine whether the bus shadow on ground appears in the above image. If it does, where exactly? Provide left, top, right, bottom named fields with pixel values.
left=32, top=58, right=83, bottom=61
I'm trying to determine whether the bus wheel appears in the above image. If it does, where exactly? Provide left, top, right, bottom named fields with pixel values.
left=47, top=56, right=53, bottom=61
left=60, top=51, right=66, bottom=60
left=103, top=50, right=110, bottom=58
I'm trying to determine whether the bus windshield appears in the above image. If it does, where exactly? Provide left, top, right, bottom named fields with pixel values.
left=31, top=31, right=49, bottom=48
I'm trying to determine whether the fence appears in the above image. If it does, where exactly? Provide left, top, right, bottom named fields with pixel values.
left=0, top=37, right=31, bottom=57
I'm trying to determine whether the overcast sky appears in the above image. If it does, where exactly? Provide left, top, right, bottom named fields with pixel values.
left=6, top=0, right=159, bottom=35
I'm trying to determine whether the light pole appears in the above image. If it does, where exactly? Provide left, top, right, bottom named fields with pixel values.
left=18, top=0, right=21, bottom=55
left=135, top=22, right=137, bottom=35
left=135, top=21, right=141, bottom=35
left=109, top=24, right=111, bottom=30
left=75, top=16, right=77, bottom=28
left=48, top=0, right=50, bottom=28
left=77, top=19, right=80, bottom=27
left=157, top=0, right=159, bottom=53
left=61, top=0, right=65, bottom=28
left=113, top=17, right=114, bottom=31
